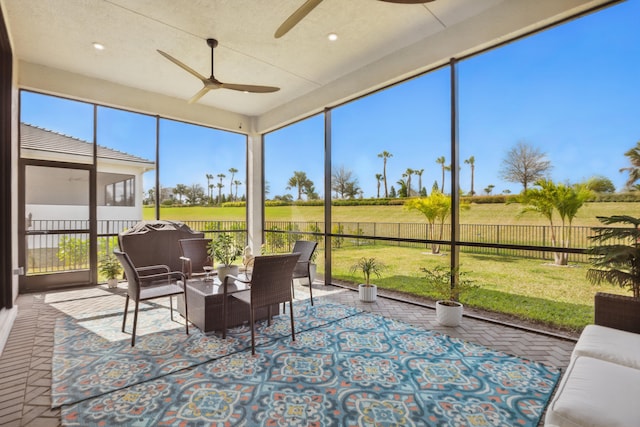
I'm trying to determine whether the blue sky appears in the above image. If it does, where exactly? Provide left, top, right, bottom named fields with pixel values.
left=21, top=0, right=640, bottom=199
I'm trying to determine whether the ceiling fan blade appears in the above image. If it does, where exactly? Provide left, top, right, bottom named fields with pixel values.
left=157, top=49, right=207, bottom=82
left=378, top=0, right=435, bottom=3
left=220, top=82, right=280, bottom=93
left=188, top=86, right=212, bottom=104
left=274, top=0, right=323, bottom=38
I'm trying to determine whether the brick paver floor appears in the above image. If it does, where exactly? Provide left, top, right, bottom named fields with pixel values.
left=0, top=281, right=576, bottom=426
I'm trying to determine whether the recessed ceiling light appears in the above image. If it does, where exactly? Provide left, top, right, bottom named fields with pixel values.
left=92, top=42, right=105, bottom=51
left=327, top=33, right=338, bottom=41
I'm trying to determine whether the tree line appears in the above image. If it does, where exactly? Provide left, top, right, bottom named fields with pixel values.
left=144, top=167, right=244, bottom=206
left=145, top=139, right=640, bottom=205
left=271, top=139, right=637, bottom=201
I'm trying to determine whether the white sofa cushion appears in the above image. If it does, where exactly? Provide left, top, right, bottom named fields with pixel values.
left=545, top=356, right=640, bottom=427
left=572, top=324, right=640, bottom=370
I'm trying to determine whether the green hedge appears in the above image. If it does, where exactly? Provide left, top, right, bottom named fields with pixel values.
left=211, top=192, right=640, bottom=208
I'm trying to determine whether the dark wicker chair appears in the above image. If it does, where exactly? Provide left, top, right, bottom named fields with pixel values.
left=291, top=240, right=318, bottom=306
left=222, top=253, right=301, bottom=355
left=595, top=292, right=640, bottom=334
left=179, top=238, right=213, bottom=279
left=114, top=249, right=189, bottom=346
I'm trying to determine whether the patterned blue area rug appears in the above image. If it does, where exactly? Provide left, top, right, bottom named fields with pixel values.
left=52, top=300, right=360, bottom=408
left=60, top=310, right=560, bottom=426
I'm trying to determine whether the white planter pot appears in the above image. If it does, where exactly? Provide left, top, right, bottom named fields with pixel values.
left=436, top=300, right=463, bottom=326
left=358, top=284, right=377, bottom=302
left=309, top=263, right=317, bottom=284
left=107, top=278, right=118, bottom=289
left=217, top=265, right=239, bottom=282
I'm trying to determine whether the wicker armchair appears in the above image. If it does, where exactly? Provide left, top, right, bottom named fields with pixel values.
left=179, top=238, right=213, bottom=279
left=222, top=253, right=301, bottom=355
left=114, top=249, right=189, bottom=346
left=291, top=240, right=318, bottom=306
left=595, top=292, right=640, bottom=334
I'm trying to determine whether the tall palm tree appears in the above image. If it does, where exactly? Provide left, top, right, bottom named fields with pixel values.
left=620, top=141, right=640, bottom=189
left=377, top=151, right=393, bottom=198
left=228, top=168, right=238, bottom=199
left=375, top=173, right=383, bottom=198
left=215, top=183, right=224, bottom=204
left=216, top=174, right=226, bottom=204
left=464, top=156, right=475, bottom=196
left=415, top=168, right=424, bottom=195
left=436, top=156, right=450, bottom=192
left=205, top=173, right=214, bottom=200
left=233, top=180, right=242, bottom=199
left=404, top=168, right=414, bottom=196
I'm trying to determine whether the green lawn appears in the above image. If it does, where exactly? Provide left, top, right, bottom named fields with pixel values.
left=149, top=201, right=640, bottom=226
left=329, top=245, right=626, bottom=333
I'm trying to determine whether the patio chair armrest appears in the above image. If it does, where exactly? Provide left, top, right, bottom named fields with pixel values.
left=222, top=274, right=250, bottom=297
left=138, top=270, right=185, bottom=282
left=136, top=264, right=170, bottom=276
left=223, top=274, right=250, bottom=286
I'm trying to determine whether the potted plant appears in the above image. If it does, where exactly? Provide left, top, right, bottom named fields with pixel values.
left=421, top=265, right=475, bottom=327
left=208, top=233, right=242, bottom=280
left=350, top=257, right=386, bottom=302
left=587, top=215, right=640, bottom=333
left=99, top=255, right=122, bottom=288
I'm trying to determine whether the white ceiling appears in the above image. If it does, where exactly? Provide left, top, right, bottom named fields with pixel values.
left=1, top=0, right=613, bottom=132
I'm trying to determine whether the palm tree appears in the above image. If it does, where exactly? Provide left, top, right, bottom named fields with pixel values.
left=436, top=156, right=450, bottom=192
left=287, top=171, right=309, bottom=200
left=216, top=174, right=226, bottom=204
left=588, top=215, right=640, bottom=299
left=620, top=141, right=640, bottom=190
left=464, top=156, right=475, bottom=196
left=377, top=151, right=393, bottom=198
left=173, top=183, right=188, bottom=203
left=553, top=182, right=592, bottom=264
left=520, top=178, right=592, bottom=265
left=404, top=190, right=452, bottom=254
left=415, top=168, right=424, bottom=195
left=216, top=182, right=224, bottom=204
left=404, top=168, right=414, bottom=196
left=233, top=180, right=242, bottom=199
left=228, top=167, right=238, bottom=199
left=395, top=178, right=408, bottom=198
left=205, top=173, right=214, bottom=200
left=375, top=173, right=383, bottom=198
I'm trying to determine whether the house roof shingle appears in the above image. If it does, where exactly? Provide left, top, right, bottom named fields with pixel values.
left=20, top=123, right=154, bottom=166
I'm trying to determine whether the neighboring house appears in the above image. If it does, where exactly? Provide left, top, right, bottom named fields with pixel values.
left=20, top=123, right=155, bottom=242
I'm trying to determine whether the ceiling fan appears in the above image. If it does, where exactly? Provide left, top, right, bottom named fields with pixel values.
left=275, top=0, right=436, bottom=38
left=157, top=38, right=280, bottom=104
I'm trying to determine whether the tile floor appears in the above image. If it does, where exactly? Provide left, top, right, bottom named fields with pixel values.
left=0, top=281, right=576, bottom=426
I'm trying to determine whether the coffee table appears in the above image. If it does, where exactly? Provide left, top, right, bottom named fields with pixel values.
left=181, top=274, right=279, bottom=333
